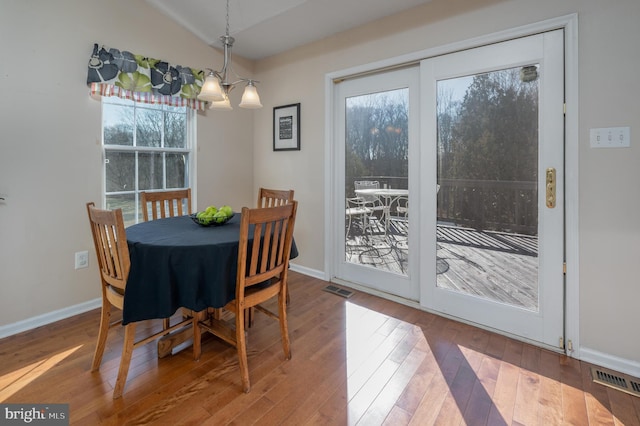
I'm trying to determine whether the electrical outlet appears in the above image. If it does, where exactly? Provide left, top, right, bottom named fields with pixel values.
left=590, top=126, right=630, bottom=148
left=75, top=251, right=89, bottom=269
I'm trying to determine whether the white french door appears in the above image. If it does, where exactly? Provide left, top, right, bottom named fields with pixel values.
left=420, top=30, right=565, bottom=348
left=333, top=67, right=420, bottom=301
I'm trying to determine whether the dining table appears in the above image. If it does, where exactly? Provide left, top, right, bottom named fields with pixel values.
left=124, top=213, right=298, bottom=326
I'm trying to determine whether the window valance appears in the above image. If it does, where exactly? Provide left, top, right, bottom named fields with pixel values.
left=87, top=43, right=207, bottom=111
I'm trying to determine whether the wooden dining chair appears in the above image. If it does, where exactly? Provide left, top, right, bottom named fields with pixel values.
left=257, top=187, right=294, bottom=208
left=141, top=188, right=192, bottom=222
left=140, top=188, right=194, bottom=329
left=192, top=201, right=298, bottom=393
left=86, top=202, right=191, bottom=399
left=256, top=187, right=295, bottom=306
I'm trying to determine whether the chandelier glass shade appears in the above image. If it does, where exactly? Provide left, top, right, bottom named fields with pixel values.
left=209, top=91, right=233, bottom=110
left=197, top=0, right=262, bottom=110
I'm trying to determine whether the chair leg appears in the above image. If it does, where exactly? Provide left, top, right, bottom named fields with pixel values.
left=278, top=293, right=292, bottom=360
left=361, top=213, right=372, bottom=238
left=244, top=308, right=254, bottom=329
left=91, top=299, right=111, bottom=372
left=236, top=308, right=250, bottom=393
left=193, top=311, right=203, bottom=360
left=211, top=307, right=222, bottom=320
left=113, top=323, right=136, bottom=399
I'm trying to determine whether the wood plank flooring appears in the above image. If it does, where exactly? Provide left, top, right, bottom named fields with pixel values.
left=1, top=271, right=639, bottom=425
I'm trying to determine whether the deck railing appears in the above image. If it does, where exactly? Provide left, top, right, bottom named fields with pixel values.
left=438, top=179, right=537, bottom=235
left=349, top=176, right=537, bottom=235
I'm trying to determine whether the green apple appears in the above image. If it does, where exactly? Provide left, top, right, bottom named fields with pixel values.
left=212, top=210, right=227, bottom=223
left=219, top=205, right=233, bottom=217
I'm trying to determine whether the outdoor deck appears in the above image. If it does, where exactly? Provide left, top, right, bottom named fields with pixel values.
left=345, top=216, right=539, bottom=310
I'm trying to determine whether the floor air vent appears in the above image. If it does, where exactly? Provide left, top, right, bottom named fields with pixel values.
left=591, top=367, right=640, bottom=398
left=323, top=285, right=354, bottom=298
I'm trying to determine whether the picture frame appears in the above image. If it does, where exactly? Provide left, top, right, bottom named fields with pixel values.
left=273, top=103, right=300, bottom=151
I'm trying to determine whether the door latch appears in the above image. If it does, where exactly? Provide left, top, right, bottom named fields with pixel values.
left=546, top=168, right=556, bottom=208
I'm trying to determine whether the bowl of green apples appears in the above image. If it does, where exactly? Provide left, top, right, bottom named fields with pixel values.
left=191, top=205, right=234, bottom=226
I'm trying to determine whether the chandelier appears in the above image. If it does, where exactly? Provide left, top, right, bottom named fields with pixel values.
left=197, top=0, right=262, bottom=110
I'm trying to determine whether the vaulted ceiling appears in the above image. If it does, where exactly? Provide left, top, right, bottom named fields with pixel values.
left=146, top=0, right=433, bottom=60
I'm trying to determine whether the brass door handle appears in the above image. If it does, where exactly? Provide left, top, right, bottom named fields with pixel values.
left=546, top=168, right=556, bottom=208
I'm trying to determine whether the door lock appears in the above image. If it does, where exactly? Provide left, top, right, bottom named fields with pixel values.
left=546, top=168, right=556, bottom=208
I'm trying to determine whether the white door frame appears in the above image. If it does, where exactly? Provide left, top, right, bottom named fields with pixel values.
left=421, top=30, right=565, bottom=349
left=333, top=67, right=420, bottom=301
left=324, top=14, right=579, bottom=356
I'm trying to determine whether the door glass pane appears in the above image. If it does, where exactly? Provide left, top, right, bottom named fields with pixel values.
left=345, top=88, right=409, bottom=275
left=436, top=65, right=540, bottom=311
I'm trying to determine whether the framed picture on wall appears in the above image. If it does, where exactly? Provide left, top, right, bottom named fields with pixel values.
left=273, top=103, right=300, bottom=151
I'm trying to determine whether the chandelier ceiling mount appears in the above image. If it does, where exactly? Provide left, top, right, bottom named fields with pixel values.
left=197, top=0, right=262, bottom=110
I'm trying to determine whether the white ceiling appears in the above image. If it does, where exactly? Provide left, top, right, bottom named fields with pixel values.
left=146, top=0, right=433, bottom=60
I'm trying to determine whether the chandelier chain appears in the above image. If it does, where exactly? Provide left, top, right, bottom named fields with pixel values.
left=225, top=0, right=230, bottom=37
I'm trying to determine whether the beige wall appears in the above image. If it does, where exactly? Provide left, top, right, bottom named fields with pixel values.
left=0, top=1, right=255, bottom=325
left=1, top=0, right=638, bottom=372
left=251, top=0, right=640, bottom=368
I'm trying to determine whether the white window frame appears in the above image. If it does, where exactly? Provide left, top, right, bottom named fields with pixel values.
left=101, top=97, right=197, bottom=225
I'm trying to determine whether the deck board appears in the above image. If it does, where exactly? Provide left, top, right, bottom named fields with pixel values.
left=346, top=219, right=539, bottom=310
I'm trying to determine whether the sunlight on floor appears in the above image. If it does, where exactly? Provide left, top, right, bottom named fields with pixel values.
left=344, top=301, right=432, bottom=400
left=0, top=345, right=83, bottom=402
left=341, top=300, right=518, bottom=424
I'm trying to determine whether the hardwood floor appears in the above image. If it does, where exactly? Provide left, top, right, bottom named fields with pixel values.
left=1, top=271, right=639, bottom=425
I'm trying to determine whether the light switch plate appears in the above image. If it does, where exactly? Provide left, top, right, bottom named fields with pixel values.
left=590, top=127, right=630, bottom=148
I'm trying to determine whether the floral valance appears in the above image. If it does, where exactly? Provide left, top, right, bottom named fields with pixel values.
left=87, top=43, right=207, bottom=111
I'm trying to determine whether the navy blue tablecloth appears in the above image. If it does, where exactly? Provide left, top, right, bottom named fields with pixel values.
left=124, top=214, right=298, bottom=325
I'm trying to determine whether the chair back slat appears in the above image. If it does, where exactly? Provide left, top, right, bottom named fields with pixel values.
left=257, top=188, right=294, bottom=208
left=237, top=202, right=297, bottom=295
left=141, top=189, right=192, bottom=221
left=86, top=202, right=130, bottom=292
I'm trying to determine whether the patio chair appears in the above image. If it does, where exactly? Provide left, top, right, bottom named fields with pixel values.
left=354, top=180, right=389, bottom=235
left=393, top=196, right=409, bottom=218
left=346, top=196, right=373, bottom=238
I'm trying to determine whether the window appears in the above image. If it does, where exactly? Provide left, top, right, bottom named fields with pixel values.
left=102, top=97, right=195, bottom=226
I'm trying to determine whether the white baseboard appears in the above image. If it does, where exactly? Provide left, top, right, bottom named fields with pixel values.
left=580, top=346, right=640, bottom=378
left=0, top=298, right=101, bottom=339
left=0, top=265, right=324, bottom=340
left=289, top=262, right=325, bottom=280
left=6, top=268, right=637, bottom=383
